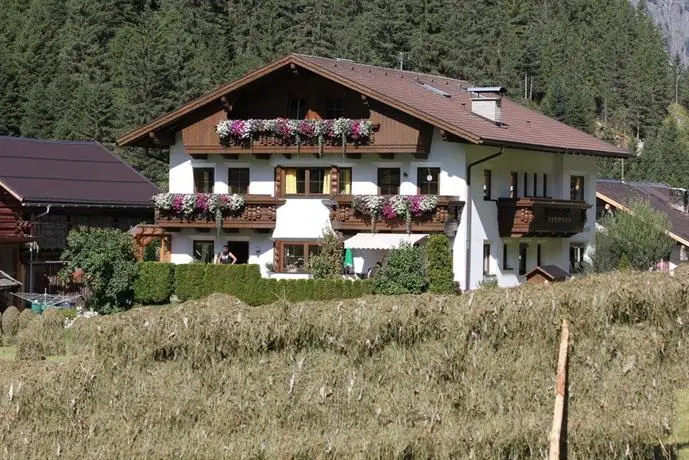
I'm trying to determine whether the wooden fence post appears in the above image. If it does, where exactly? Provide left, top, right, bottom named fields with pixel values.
left=549, top=319, right=570, bottom=460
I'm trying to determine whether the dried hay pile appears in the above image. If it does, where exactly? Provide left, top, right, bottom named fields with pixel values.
left=1, top=274, right=688, bottom=458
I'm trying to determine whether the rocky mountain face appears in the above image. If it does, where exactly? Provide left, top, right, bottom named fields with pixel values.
left=631, top=0, right=689, bottom=62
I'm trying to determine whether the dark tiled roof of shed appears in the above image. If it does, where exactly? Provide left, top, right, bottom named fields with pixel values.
left=0, top=137, right=159, bottom=206
left=527, top=265, right=571, bottom=281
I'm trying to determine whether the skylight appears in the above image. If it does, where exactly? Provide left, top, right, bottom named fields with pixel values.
left=417, top=82, right=451, bottom=98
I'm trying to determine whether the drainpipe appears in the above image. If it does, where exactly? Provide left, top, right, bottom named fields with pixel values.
left=464, top=148, right=503, bottom=291
left=28, top=205, right=51, bottom=293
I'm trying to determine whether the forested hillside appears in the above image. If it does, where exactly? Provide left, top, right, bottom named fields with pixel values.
left=0, top=0, right=682, bottom=186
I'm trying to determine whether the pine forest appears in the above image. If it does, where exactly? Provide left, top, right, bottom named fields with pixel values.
left=0, top=0, right=686, bottom=187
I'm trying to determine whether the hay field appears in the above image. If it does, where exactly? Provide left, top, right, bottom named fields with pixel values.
left=2, top=271, right=689, bottom=459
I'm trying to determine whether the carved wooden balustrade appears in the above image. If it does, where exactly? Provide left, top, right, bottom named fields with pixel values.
left=155, top=195, right=284, bottom=229
left=497, top=197, right=590, bottom=237
left=329, top=195, right=464, bottom=233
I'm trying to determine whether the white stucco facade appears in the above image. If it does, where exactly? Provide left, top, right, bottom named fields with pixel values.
left=164, top=127, right=597, bottom=289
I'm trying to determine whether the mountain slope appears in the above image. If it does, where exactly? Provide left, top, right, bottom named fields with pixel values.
left=632, top=0, right=689, bottom=62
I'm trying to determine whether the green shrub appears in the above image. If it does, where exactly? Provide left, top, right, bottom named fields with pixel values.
left=16, top=309, right=66, bottom=360
left=174, top=263, right=208, bottom=301
left=1, top=306, right=20, bottom=338
left=373, top=244, right=429, bottom=295
left=59, top=308, right=78, bottom=320
left=426, top=234, right=455, bottom=294
left=60, top=227, right=138, bottom=313
left=310, top=230, right=344, bottom=279
left=17, top=308, right=36, bottom=331
left=134, top=261, right=175, bottom=304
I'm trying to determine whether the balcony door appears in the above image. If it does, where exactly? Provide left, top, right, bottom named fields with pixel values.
left=227, top=241, right=249, bottom=264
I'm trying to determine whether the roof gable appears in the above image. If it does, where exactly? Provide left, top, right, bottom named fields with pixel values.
left=117, top=54, right=628, bottom=158
left=0, top=137, right=160, bottom=207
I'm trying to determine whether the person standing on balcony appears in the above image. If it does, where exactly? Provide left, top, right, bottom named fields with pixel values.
left=214, top=245, right=237, bottom=265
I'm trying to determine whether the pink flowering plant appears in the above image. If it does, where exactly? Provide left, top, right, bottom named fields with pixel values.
left=153, top=193, right=245, bottom=219
left=352, top=194, right=438, bottom=225
left=216, top=118, right=373, bottom=147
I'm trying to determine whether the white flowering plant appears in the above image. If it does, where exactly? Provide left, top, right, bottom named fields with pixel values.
left=352, top=194, right=439, bottom=224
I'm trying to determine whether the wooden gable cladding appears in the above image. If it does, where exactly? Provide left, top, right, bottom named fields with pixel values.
left=181, top=67, right=432, bottom=156
left=0, top=188, right=31, bottom=243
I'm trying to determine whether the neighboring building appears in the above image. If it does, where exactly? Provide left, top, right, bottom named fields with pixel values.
left=0, top=137, right=159, bottom=293
left=117, top=54, right=627, bottom=289
left=596, top=180, right=689, bottom=267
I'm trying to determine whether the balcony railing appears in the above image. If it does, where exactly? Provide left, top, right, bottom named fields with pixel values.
left=155, top=195, right=284, bottom=229
left=329, top=195, right=464, bottom=233
left=497, top=197, right=590, bottom=237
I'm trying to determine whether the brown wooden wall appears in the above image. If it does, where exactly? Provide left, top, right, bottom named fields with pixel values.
left=0, top=188, right=25, bottom=242
left=181, top=67, right=429, bottom=154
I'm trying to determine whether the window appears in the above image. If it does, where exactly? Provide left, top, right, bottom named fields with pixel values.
left=510, top=172, right=518, bottom=198
left=570, top=176, right=585, bottom=201
left=569, top=245, right=584, bottom=273
left=483, top=243, right=492, bottom=276
left=338, top=167, right=352, bottom=194
left=325, top=97, right=344, bottom=119
left=537, top=243, right=542, bottom=266
left=503, top=243, right=513, bottom=270
left=542, top=174, right=548, bottom=197
left=519, top=243, right=528, bottom=276
left=681, top=245, right=689, bottom=262
left=533, top=173, right=538, bottom=197
left=483, top=169, right=492, bottom=200
left=288, top=97, right=308, bottom=119
left=193, top=168, right=214, bottom=193
left=192, top=240, right=214, bottom=264
left=523, top=172, right=529, bottom=197
left=281, top=242, right=321, bottom=273
left=418, top=167, right=440, bottom=195
left=227, top=168, right=249, bottom=194
left=284, top=168, right=330, bottom=195
left=378, top=168, right=401, bottom=195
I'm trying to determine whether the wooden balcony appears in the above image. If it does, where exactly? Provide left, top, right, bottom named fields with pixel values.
left=155, top=195, right=284, bottom=229
left=329, top=195, right=464, bottom=233
left=497, top=197, right=590, bottom=237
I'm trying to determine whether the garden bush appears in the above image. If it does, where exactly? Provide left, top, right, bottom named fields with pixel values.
left=134, top=262, right=175, bottom=304
left=61, top=227, right=138, bottom=313
left=1, top=306, right=19, bottom=339
left=426, top=234, right=455, bottom=294
left=16, top=309, right=66, bottom=360
left=309, top=230, right=344, bottom=279
left=373, top=243, right=429, bottom=295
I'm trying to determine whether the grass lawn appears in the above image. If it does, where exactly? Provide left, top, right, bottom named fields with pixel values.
left=0, top=345, right=17, bottom=360
left=673, top=389, right=689, bottom=459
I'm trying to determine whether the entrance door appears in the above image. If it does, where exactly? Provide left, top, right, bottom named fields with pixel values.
left=227, top=241, right=249, bottom=264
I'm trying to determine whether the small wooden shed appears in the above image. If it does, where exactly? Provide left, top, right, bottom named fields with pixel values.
left=525, top=265, right=571, bottom=285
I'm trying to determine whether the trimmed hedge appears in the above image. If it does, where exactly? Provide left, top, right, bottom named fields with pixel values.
left=163, top=262, right=371, bottom=305
left=134, top=262, right=175, bottom=304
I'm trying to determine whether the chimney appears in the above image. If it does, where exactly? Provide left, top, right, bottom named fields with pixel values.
left=668, top=187, right=689, bottom=213
left=466, top=87, right=506, bottom=125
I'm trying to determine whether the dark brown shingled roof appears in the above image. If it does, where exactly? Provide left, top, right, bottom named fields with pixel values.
left=117, top=53, right=628, bottom=157
left=526, top=265, right=571, bottom=281
left=596, top=180, right=689, bottom=245
left=0, top=137, right=159, bottom=207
